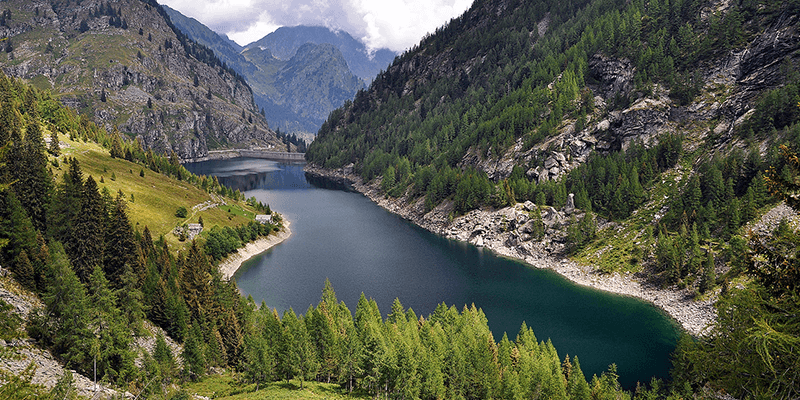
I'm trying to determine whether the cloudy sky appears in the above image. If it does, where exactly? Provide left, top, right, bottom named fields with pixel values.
left=158, top=0, right=473, bottom=53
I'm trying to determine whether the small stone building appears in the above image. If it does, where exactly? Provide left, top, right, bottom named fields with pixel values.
left=187, top=223, right=203, bottom=240
left=255, top=214, right=272, bottom=225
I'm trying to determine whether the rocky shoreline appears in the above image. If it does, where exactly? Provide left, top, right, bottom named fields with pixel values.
left=217, top=220, right=292, bottom=281
left=304, top=164, right=716, bottom=336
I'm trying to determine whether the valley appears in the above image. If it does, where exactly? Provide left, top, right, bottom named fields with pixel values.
left=1, top=0, right=799, bottom=398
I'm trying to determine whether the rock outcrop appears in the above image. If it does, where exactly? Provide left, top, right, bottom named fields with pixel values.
left=0, top=0, right=286, bottom=160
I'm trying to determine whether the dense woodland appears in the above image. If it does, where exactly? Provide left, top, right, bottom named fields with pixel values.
left=0, top=70, right=797, bottom=400
left=1, top=0, right=800, bottom=398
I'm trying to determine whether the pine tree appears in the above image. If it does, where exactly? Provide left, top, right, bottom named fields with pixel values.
left=564, top=355, right=591, bottom=400
left=182, top=322, right=207, bottom=380
left=87, top=265, right=136, bottom=383
left=699, top=252, right=716, bottom=293
left=48, top=157, right=84, bottom=245
left=180, top=240, right=213, bottom=321
left=70, top=176, right=106, bottom=282
left=153, top=333, right=175, bottom=378
left=13, top=250, right=35, bottom=290
left=11, top=111, right=53, bottom=232
left=103, top=191, right=137, bottom=287
left=282, top=308, right=318, bottom=389
left=48, top=129, right=59, bottom=156
left=0, top=190, right=37, bottom=268
left=49, top=370, right=77, bottom=400
left=41, top=244, right=93, bottom=372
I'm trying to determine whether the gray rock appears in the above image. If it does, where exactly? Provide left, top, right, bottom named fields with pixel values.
left=588, top=54, right=634, bottom=97
left=542, top=207, right=561, bottom=227
left=537, top=171, right=549, bottom=183
left=522, top=201, right=536, bottom=211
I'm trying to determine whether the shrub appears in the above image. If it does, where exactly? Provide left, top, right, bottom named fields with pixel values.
left=175, top=206, right=188, bottom=218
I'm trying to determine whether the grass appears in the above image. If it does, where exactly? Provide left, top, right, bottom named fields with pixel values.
left=184, top=373, right=367, bottom=400
left=50, top=132, right=258, bottom=250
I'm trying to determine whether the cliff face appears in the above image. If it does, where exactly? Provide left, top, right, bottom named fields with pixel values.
left=0, top=0, right=285, bottom=159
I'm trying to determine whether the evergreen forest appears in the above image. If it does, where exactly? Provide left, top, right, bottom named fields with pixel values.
left=1, top=0, right=800, bottom=398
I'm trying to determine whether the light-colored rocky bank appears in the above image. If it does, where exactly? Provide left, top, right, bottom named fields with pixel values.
left=218, top=220, right=292, bottom=281
left=305, top=164, right=717, bottom=336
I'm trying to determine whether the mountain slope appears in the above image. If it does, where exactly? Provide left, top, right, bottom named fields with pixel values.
left=0, top=0, right=285, bottom=159
left=245, top=25, right=396, bottom=83
left=241, top=43, right=365, bottom=135
left=162, top=5, right=258, bottom=77
left=163, top=9, right=371, bottom=136
left=306, top=0, right=800, bottom=396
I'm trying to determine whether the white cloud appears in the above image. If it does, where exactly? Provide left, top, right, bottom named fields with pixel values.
left=158, top=0, right=473, bottom=52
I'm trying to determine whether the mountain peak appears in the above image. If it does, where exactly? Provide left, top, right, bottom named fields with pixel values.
left=246, top=25, right=396, bottom=82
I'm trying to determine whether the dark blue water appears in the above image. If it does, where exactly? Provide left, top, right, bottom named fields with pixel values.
left=186, top=158, right=680, bottom=388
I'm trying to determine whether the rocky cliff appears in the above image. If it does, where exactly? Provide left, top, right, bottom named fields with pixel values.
left=0, top=0, right=285, bottom=159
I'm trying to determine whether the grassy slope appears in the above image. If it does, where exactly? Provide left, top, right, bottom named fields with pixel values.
left=186, top=374, right=368, bottom=400
left=50, top=131, right=258, bottom=251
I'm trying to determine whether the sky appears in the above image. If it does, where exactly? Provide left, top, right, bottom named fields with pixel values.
left=158, top=0, right=473, bottom=53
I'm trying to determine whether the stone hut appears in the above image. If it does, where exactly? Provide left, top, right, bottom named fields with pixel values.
left=255, top=214, right=272, bottom=225
left=187, top=223, right=203, bottom=240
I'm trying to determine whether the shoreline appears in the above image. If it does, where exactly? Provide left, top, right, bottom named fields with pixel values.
left=305, top=164, right=715, bottom=336
left=218, top=220, right=292, bottom=280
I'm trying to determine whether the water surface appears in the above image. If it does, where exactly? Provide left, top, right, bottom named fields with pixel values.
left=186, top=158, right=680, bottom=388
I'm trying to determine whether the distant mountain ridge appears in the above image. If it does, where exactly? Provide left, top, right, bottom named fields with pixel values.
left=245, top=25, right=396, bottom=83
left=160, top=8, right=396, bottom=136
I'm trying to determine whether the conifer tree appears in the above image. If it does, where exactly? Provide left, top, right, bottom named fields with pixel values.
left=0, top=190, right=37, bottom=268
left=180, top=240, right=213, bottom=320
left=49, top=370, right=77, bottom=400
left=40, top=244, right=93, bottom=372
left=564, top=355, right=591, bottom=400
left=11, top=111, right=52, bottom=232
left=182, top=321, right=207, bottom=380
left=699, top=252, right=716, bottom=294
left=153, top=333, right=176, bottom=379
left=70, top=176, right=106, bottom=281
left=283, top=308, right=318, bottom=389
left=48, top=129, right=59, bottom=156
left=48, top=158, right=83, bottom=244
left=103, top=191, right=137, bottom=287
left=87, top=265, right=136, bottom=383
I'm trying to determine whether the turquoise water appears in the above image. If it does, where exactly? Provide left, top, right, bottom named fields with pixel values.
left=186, top=158, right=680, bottom=388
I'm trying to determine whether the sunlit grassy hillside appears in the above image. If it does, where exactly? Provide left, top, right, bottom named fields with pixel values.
left=50, top=132, right=259, bottom=250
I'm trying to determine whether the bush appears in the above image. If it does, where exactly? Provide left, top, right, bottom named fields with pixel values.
left=175, top=206, right=188, bottom=218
